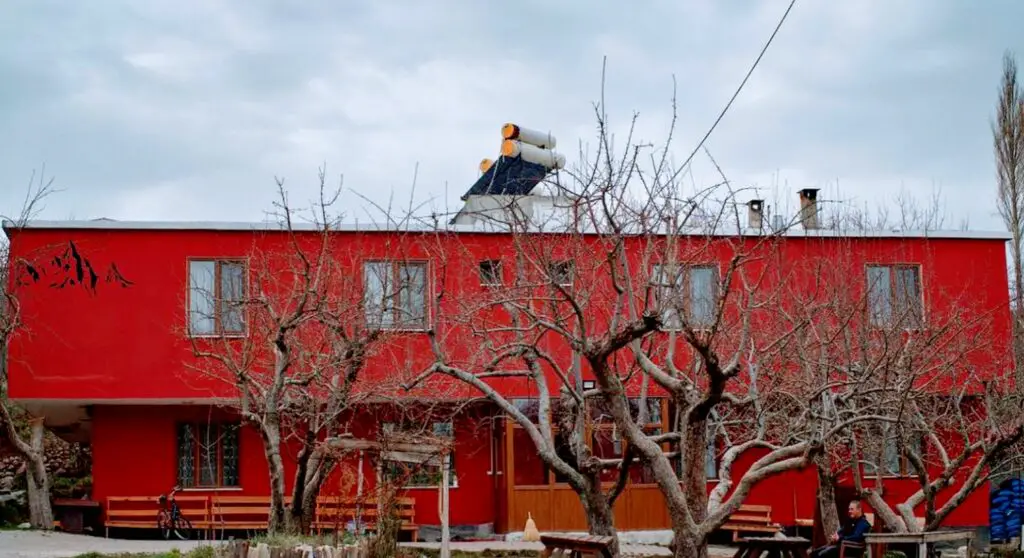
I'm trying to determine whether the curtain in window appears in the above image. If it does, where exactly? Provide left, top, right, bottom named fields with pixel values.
left=220, top=262, right=245, bottom=332
left=689, top=266, right=717, bottom=326
left=199, top=424, right=219, bottom=487
left=895, top=267, right=921, bottom=323
left=867, top=266, right=892, bottom=324
left=364, top=262, right=393, bottom=328
left=653, top=264, right=683, bottom=328
left=189, top=261, right=216, bottom=334
left=399, top=264, right=426, bottom=327
left=222, top=426, right=239, bottom=486
left=177, top=424, right=196, bottom=488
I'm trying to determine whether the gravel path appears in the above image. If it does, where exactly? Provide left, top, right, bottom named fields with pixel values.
left=0, top=530, right=209, bottom=557
left=0, top=530, right=737, bottom=557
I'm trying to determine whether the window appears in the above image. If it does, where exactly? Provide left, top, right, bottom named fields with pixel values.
left=549, top=260, right=574, bottom=287
left=176, top=422, right=240, bottom=488
left=188, top=260, right=246, bottom=336
left=652, top=264, right=719, bottom=328
left=381, top=421, right=456, bottom=487
left=363, top=261, right=428, bottom=330
left=479, top=260, right=502, bottom=286
left=867, top=265, right=922, bottom=327
left=862, top=427, right=923, bottom=477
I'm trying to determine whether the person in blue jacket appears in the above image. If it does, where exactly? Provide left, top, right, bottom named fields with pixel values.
left=811, top=500, right=872, bottom=558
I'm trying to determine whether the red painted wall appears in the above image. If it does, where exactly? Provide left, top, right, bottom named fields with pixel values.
left=5, top=227, right=1012, bottom=401
left=90, top=405, right=496, bottom=527
left=4, top=224, right=1012, bottom=529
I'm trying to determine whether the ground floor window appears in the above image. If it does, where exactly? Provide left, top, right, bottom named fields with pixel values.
left=380, top=421, right=457, bottom=488
left=176, top=422, right=240, bottom=488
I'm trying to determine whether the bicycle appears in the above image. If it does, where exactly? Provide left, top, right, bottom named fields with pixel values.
left=157, top=485, right=193, bottom=540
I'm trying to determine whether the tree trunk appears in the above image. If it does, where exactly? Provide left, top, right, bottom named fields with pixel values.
left=260, top=418, right=289, bottom=534
left=300, top=455, right=334, bottom=530
left=681, top=420, right=709, bottom=524
left=287, top=432, right=316, bottom=534
left=815, top=455, right=840, bottom=537
left=579, top=479, right=620, bottom=557
left=671, top=529, right=707, bottom=558
left=25, top=419, right=53, bottom=530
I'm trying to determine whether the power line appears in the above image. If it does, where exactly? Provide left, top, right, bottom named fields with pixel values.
left=675, top=0, right=798, bottom=176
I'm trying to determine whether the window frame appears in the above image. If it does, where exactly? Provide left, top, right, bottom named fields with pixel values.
left=379, top=420, right=458, bottom=489
left=651, top=263, right=721, bottom=330
left=176, top=421, right=241, bottom=489
left=186, top=258, right=248, bottom=338
left=866, top=263, right=924, bottom=329
left=362, top=259, right=431, bottom=331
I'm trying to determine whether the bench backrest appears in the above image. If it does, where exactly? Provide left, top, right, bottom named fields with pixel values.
left=107, top=495, right=210, bottom=523
left=315, top=496, right=415, bottom=525
left=210, top=496, right=273, bottom=525
left=728, top=505, right=773, bottom=523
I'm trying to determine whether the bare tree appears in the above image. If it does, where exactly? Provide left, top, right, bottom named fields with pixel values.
left=405, top=92, right=892, bottom=557
left=848, top=306, right=1024, bottom=534
left=1, top=168, right=57, bottom=529
left=189, top=174, right=389, bottom=533
left=995, top=50, right=1024, bottom=392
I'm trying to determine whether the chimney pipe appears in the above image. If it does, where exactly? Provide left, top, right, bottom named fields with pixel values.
left=798, top=188, right=820, bottom=230
left=747, top=199, right=764, bottom=231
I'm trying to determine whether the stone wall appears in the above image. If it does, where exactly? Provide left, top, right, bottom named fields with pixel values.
left=0, top=437, right=91, bottom=494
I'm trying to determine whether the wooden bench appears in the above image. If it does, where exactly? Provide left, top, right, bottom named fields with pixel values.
left=105, top=495, right=210, bottom=537
left=720, top=504, right=782, bottom=542
left=210, top=496, right=273, bottom=532
left=540, top=534, right=614, bottom=558
left=313, top=496, right=419, bottom=541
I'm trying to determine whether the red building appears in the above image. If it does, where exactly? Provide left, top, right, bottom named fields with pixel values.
left=2, top=209, right=1012, bottom=538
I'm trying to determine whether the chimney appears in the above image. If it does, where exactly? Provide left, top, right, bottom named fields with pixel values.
left=798, top=188, right=820, bottom=230
left=747, top=199, right=764, bottom=231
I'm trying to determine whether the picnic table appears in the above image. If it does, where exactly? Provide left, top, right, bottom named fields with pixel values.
left=540, top=534, right=615, bottom=558
left=864, top=530, right=975, bottom=558
left=732, top=536, right=812, bottom=558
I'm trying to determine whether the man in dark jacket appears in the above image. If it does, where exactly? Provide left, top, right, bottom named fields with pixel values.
left=811, top=500, right=872, bottom=558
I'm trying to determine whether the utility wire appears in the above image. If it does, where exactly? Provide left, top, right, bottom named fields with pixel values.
left=675, top=0, right=798, bottom=177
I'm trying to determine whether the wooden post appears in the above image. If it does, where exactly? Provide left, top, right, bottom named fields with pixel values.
left=440, top=453, right=451, bottom=558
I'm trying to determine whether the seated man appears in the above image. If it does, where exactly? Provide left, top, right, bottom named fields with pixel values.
left=811, top=500, right=872, bottom=558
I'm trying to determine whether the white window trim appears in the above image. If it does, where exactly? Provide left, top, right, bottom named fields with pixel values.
left=362, top=260, right=431, bottom=331
left=186, top=258, right=249, bottom=338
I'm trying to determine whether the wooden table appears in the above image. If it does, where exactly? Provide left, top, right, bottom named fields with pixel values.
left=540, top=534, right=615, bottom=558
left=864, top=530, right=975, bottom=558
left=732, top=536, right=812, bottom=558
left=51, top=499, right=101, bottom=533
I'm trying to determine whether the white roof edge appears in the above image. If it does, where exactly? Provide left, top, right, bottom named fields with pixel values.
left=1, top=219, right=1012, bottom=241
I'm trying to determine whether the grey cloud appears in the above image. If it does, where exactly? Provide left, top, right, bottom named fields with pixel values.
left=2, top=0, right=1024, bottom=229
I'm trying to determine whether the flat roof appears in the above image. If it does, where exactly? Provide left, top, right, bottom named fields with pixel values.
left=1, top=219, right=1012, bottom=241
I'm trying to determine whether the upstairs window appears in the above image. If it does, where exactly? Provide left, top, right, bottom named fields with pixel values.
left=867, top=265, right=923, bottom=327
left=364, top=261, right=428, bottom=330
left=652, top=264, right=719, bottom=328
left=479, top=260, right=503, bottom=286
left=188, top=260, right=246, bottom=336
left=176, top=422, right=240, bottom=488
left=549, top=260, right=574, bottom=287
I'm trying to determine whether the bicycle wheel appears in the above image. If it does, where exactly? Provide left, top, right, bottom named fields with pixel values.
left=157, top=510, right=173, bottom=540
left=170, top=515, right=193, bottom=541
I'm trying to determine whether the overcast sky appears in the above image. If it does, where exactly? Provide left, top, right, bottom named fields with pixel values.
left=2, top=1, right=1023, bottom=230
